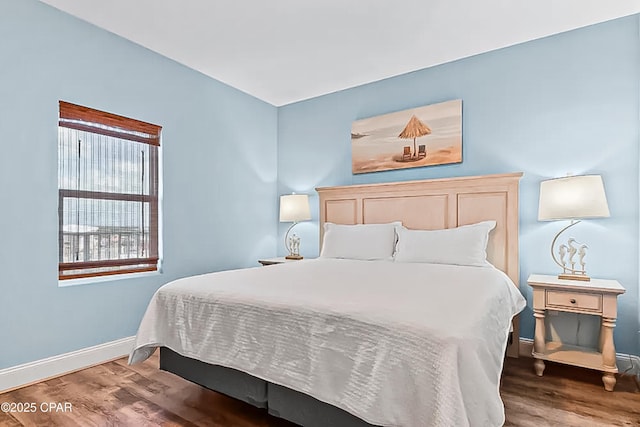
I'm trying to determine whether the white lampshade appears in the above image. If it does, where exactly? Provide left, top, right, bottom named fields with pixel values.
left=279, top=194, right=311, bottom=223
left=538, top=175, right=610, bottom=221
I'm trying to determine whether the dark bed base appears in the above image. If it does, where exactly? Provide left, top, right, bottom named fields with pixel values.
left=159, top=347, right=378, bottom=427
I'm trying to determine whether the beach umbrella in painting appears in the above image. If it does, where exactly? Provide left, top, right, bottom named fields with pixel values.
left=398, top=115, right=431, bottom=157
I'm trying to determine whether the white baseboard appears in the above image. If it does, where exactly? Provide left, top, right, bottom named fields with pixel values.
left=519, top=337, right=534, bottom=357
left=0, top=336, right=135, bottom=394
left=518, top=338, right=640, bottom=377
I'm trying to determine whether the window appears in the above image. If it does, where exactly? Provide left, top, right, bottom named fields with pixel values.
left=58, top=101, right=161, bottom=280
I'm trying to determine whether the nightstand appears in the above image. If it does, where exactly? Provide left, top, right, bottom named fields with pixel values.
left=528, top=274, right=625, bottom=391
left=258, top=257, right=302, bottom=266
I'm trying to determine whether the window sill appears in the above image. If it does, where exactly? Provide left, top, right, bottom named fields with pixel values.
left=58, top=269, right=161, bottom=287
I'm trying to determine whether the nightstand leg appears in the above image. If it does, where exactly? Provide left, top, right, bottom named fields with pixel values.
left=598, top=326, right=605, bottom=353
left=600, top=316, right=617, bottom=391
left=602, top=373, right=616, bottom=392
left=533, top=308, right=546, bottom=376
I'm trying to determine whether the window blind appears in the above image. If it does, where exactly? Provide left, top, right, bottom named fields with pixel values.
left=58, top=101, right=161, bottom=280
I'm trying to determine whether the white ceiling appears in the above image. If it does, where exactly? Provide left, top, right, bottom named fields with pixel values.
left=40, top=0, right=640, bottom=106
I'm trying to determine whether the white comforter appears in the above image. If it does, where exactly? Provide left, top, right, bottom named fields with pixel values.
left=129, top=259, right=525, bottom=427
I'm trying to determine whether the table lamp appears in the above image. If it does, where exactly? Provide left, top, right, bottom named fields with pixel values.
left=538, top=175, right=610, bottom=281
left=279, top=194, right=311, bottom=259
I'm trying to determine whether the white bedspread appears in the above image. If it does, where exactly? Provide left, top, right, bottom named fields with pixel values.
left=129, top=259, right=525, bottom=427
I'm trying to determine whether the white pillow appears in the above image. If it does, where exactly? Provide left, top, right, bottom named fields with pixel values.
left=394, top=220, right=496, bottom=266
left=320, top=222, right=401, bottom=260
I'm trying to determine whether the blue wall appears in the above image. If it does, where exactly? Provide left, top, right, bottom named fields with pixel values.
left=0, top=0, right=278, bottom=369
left=2, top=1, right=638, bottom=371
left=278, top=16, right=640, bottom=355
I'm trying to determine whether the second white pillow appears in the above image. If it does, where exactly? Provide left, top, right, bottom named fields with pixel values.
left=394, top=221, right=496, bottom=266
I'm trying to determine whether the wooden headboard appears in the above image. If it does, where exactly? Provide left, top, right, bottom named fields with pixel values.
left=316, top=172, right=523, bottom=357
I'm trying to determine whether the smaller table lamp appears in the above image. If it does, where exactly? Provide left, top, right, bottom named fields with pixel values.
left=538, top=175, right=610, bottom=281
left=279, top=194, right=311, bottom=259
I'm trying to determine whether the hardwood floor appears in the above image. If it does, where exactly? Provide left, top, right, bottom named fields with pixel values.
left=501, top=357, right=639, bottom=426
left=1, top=353, right=638, bottom=426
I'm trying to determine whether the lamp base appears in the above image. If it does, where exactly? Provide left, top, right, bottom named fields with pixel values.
left=558, top=273, right=591, bottom=282
left=285, top=255, right=303, bottom=260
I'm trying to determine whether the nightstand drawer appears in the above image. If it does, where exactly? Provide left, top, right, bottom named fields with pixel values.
left=546, top=290, right=602, bottom=312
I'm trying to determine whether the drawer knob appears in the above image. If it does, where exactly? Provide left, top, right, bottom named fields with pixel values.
left=570, top=299, right=576, bottom=304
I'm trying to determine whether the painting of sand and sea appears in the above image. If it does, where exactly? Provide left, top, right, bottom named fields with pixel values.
left=351, top=99, right=462, bottom=174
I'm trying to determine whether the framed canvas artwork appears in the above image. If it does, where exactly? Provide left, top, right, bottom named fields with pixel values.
left=351, top=99, right=462, bottom=174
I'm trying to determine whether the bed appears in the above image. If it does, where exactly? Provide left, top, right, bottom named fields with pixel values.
left=129, top=172, right=525, bottom=427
